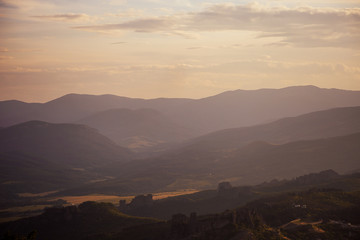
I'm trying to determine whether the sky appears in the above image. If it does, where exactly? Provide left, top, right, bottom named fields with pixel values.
left=0, top=0, right=360, bottom=102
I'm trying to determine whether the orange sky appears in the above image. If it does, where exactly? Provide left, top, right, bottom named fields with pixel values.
left=0, top=0, right=359, bottom=102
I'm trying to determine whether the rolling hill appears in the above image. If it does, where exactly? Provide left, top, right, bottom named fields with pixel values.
left=177, top=105, right=360, bottom=153
left=0, top=121, right=134, bottom=199
left=117, top=170, right=360, bottom=220
left=0, top=120, right=132, bottom=168
left=0, top=151, right=105, bottom=207
left=50, top=106, right=360, bottom=195
left=77, top=108, right=194, bottom=151
left=57, top=131, right=360, bottom=197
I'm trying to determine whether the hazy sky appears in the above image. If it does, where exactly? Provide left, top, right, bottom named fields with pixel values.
left=1, top=0, right=360, bottom=102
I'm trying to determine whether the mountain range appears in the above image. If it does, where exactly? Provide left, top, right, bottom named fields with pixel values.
left=1, top=85, right=360, bottom=203
left=2, top=86, right=360, bottom=151
left=49, top=105, right=360, bottom=196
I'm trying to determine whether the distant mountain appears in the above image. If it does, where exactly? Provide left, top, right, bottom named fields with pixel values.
left=167, top=85, right=360, bottom=133
left=0, top=100, right=42, bottom=127
left=0, top=121, right=132, bottom=167
left=1, top=86, right=360, bottom=138
left=77, top=108, right=194, bottom=151
left=0, top=94, right=193, bottom=127
left=178, top=105, right=360, bottom=153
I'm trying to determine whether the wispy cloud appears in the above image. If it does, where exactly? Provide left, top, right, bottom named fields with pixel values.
left=0, top=55, right=13, bottom=60
left=74, top=3, right=360, bottom=48
left=0, top=0, right=17, bottom=9
left=32, top=13, right=94, bottom=23
left=75, top=17, right=173, bottom=32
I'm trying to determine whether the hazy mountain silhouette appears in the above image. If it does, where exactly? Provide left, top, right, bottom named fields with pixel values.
left=0, top=94, right=192, bottom=127
left=0, top=121, right=132, bottom=168
left=77, top=108, right=194, bottom=151
left=0, top=100, right=42, bottom=127
left=177, top=105, right=360, bottom=153
left=166, top=86, right=360, bottom=134
left=1, top=86, right=360, bottom=139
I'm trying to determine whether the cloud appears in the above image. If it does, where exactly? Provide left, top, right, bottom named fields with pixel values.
left=0, top=0, right=17, bottom=9
left=75, top=17, right=173, bottom=32
left=74, top=3, right=360, bottom=48
left=109, top=8, right=144, bottom=18
left=32, top=13, right=94, bottom=23
left=0, top=55, right=14, bottom=60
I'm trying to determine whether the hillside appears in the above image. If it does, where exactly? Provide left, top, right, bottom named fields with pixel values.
left=0, top=121, right=132, bottom=167
left=84, top=189, right=360, bottom=240
left=178, top=105, right=360, bottom=152
left=117, top=170, right=360, bottom=220
left=0, top=151, right=106, bottom=207
left=0, top=121, right=133, bottom=201
left=77, top=108, right=194, bottom=151
left=156, top=132, right=360, bottom=187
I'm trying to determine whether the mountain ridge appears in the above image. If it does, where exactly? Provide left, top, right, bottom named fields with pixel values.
left=2, top=86, right=360, bottom=138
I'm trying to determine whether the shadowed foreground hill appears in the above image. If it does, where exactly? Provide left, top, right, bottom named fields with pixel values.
left=0, top=202, right=158, bottom=240
left=118, top=170, right=360, bottom=220
left=0, top=152, right=91, bottom=200
left=0, top=121, right=132, bottom=167
left=77, top=108, right=194, bottom=151
left=2, top=189, right=359, bottom=240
